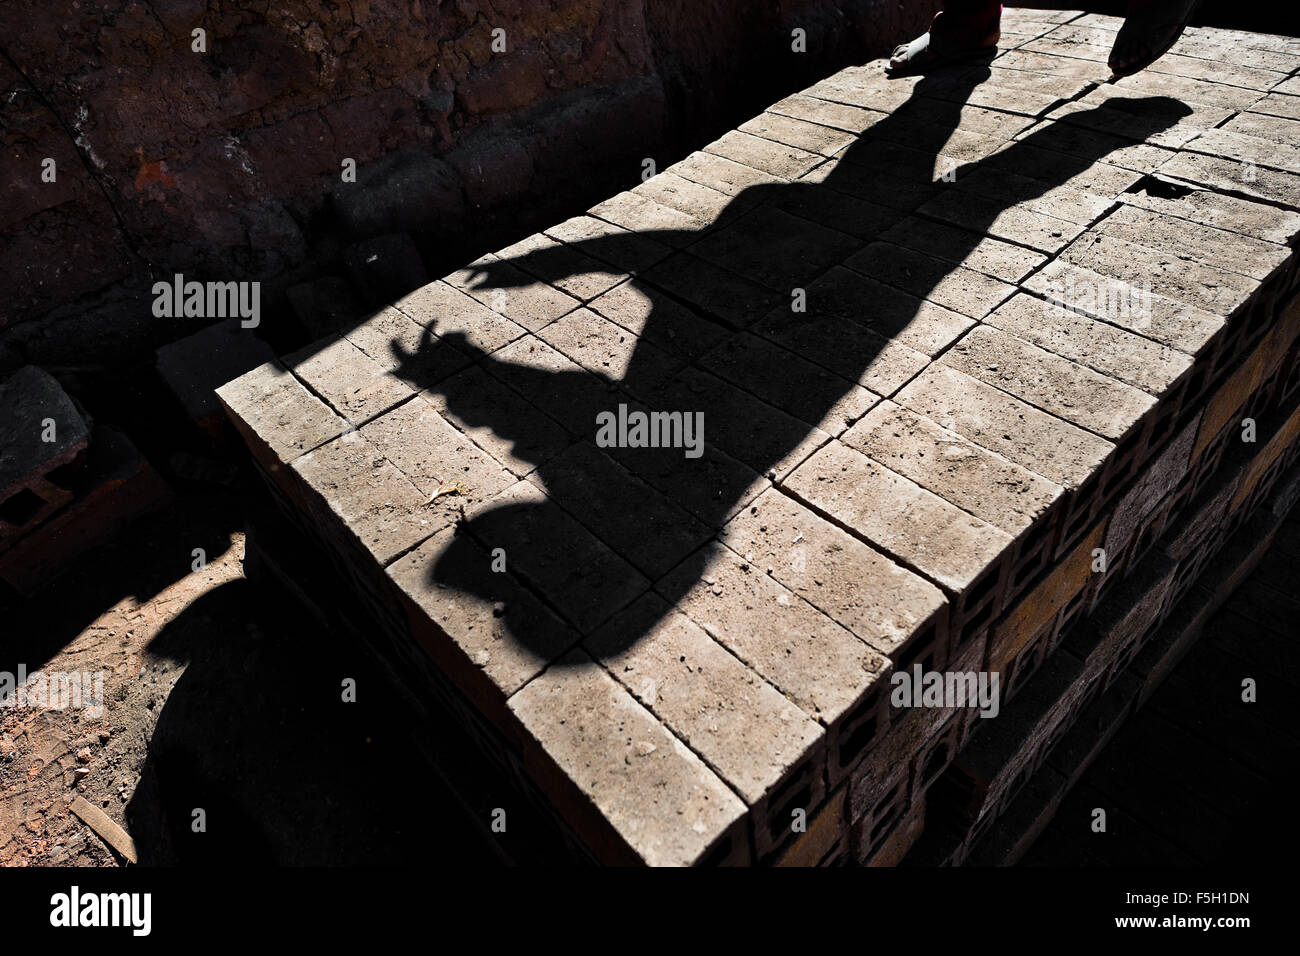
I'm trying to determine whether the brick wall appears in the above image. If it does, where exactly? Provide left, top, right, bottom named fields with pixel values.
left=0, top=0, right=929, bottom=368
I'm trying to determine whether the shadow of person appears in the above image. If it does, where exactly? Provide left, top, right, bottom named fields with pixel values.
left=388, top=63, right=1191, bottom=661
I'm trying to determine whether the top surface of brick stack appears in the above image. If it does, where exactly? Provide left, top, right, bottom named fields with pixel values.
left=218, top=9, right=1300, bottom=865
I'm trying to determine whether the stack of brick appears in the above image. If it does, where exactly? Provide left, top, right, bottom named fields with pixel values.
left=0, top=366, right=169, bottom=594
left=219, top=10, right=1300, bottom=865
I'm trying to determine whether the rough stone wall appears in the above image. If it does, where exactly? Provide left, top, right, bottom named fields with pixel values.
left=0, top=0, right=929, bottom=367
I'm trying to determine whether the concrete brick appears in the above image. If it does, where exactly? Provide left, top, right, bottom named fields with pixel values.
left=387, top=524, right=580, bottom=702
left=494, top=234, right=627, bottom=303
left=0, top=366, right=89, bottom=502
left=525, top=442, right=712, bottom=581
left=1025, top=260, right=1225, bottom=356
left=344, top=305, right=473, bottom=389
left=587, top=281, right=726, bottom=362
left=775, top=786, right=847, bottom=866
left=291, top=433, right=441, bottom=566
left=983, top=293, right=1191, bottom=396
left=689, top=205, right=861, bottom=292
left=750, top=307, right=929, bottom=398
left=895, top=364, right=1114, bottom=490
left=704, top=129, right=823, bottom=179
left=699, top=332, right=878, bottom=436
left=878, top=216, right=1048, bottom=284
left=642, top=254, right=782, bottom=329
left=667, top=150, right=784, bottom=198
left=844, top=242, right=1016, bottom=320
left=843, top=400, right=1063, bottom=537
left=588, top=190, right=702, bottom=239
left=1095, top=204, right=1291, bottom=281
left=155, top=321, right=278, bottom=439
left=1120, top=183, right=1300, bottom=246
left=739, top=111, right=858, bottom=157
left=537, top=307, right=685, bottom=401
left=1060, top=231, right=1260, bottom=316
left=418, top=365, right=571, bottom=477
left=1158, top=151, right=1300, bottom=210
left=917, top=189, right=1084, bottom=255
left=286, top=335, right=413, bottom=424
left=360, top=394, right=516, bottom=507
left=938, top=325, right=1156, bottom=441
left=767, top=92, right=884, bottom=133
left=786, top=439, right=1015, bottom=595
left=215, top=360, right=346, bottom=467
left=658, top=541, right=890, bottom=727
left=586, top=592, right=824, bottom=808
left=508, top=649, right=748, bottom=867
left=988, top=521, right=1105, bottom=674
left=543, top=216, right=673, bottom=273
left=445, top=256, right=584, bottom=332
left=1105, top=414, right=1199, bottom=556
left=720, top=487, right=947, bottom=659
left=395, top=279, right=528, bottom=354
left=460, top=480, right=649, bottom=634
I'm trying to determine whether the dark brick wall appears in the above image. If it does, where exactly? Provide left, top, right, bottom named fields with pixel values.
left=0, top=0, right=929, bottom=368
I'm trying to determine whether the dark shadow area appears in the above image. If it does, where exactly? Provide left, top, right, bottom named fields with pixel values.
left=123, top=575, right=507, bottom=865
left=383, top=66, right=1191, bottom=658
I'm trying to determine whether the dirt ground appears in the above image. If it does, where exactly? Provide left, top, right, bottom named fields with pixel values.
left=1, top=484, right=507, bottom=866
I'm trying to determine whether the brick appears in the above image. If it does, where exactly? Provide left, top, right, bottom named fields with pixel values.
left=917, top=188, right=1084, bottom=255
left=418, top=365, right=571, bottom=478
left=955, top=166, right=1116, bottom=224
left=1229, top=402, right=1300, bottom=514
left=387, top=524, right=579, bottom=701
left=526, top=442, right=712, bottom=580
left=786, top=439, right=1015, bottom=595
left=215, top=360, right=346, bottom=467
left=766, top=93, right=884, bottom=133
left=1157, top=151, right=1300, bottom=209
left=877, top=216, right=1048, bottom=283
left=739, top=111, right=858, bottom=157
left=983, top=293, right=1191, bottom=395
left=939, top=325, right=1156, bottom=441
left=537, top=307, right=685, bottom=401
left=395, top=280, right=528, bottom=354
left=988, top=521, right=1104, bottom=673
left=507, top=649, right=747, bottom=867
left=660, top=541, right=890, bottom=728
left=1014, top=118, right=1176, bottom=173
left=1105, top=414, right=1199, bottom=556
left=1025, top=260, right=1225, bottom=356
left=1097, top=206, right=1290, bottom=282
left=699, top=332, right=878, bottom=436
left=702, top=127, right=821, bottom=179
left=543, top=216, right=673, bottom=273
left=343, top=305, right=472, bottom=390
left=769, top=181, right=895, bottom=241
left=604, top=438, right=769, bottom=525
left=291, top=433, right=441, bottom=566
left=360, top=395, right=516, bottom=506
left=803, top=155, right=942, bottom=212
left=843, top=242, right=1017, bottom=320
left=480, top=334, right=623, bottom=437
left=668, top=150, right=784, bottom=197
left=1185, top=127, right=1300, bottom=173
left=0, top=366, right=90, bottom=502
left=446, top=256, right=584, bottom=332
left=1121, top=182, right=1300, bottom=245
left=1059, top=230, right=1261, bottom=316
left=587, top=280, right=729, bottom=362
left=586, top=592, right=824, bottom=808
left=777, top=265, right=972, bottom=357
left=493, top=233, right=626, bottom=303
left=642, top=254, right=781, bottom=329
left=459, top=480, right=649, bottom=634
left=775, top=786, right=847, bottom=866
left=588, top=190, right=701, bottom=240
left=750, top=306, right=929, bottom=398
left=843, top=400, right=1063, bottom=536
left=155, top=320, right=278, bottom=438
left=720, top=487, right=947, bottom=658
left=654, top=367, right=830, bottom=481
left=689, top=205, right=861, bottom=291
left=286, top=335, right=413, bottom=424
left=895, top=365, right=1113, bottom=489
left=632, top=172, right=749, bottom=228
